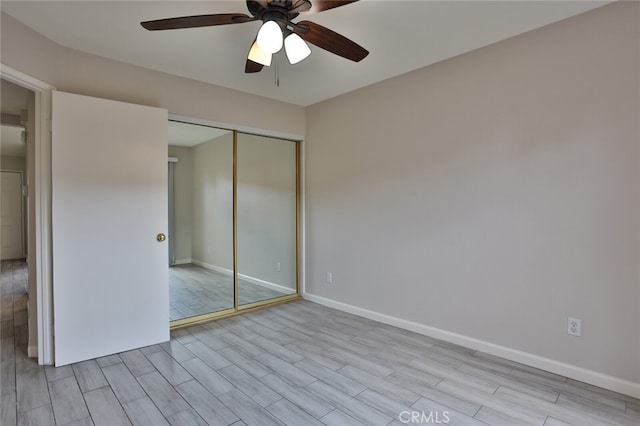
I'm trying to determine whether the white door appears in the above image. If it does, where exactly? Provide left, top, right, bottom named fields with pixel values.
left=0, top=171, right=24, bottom=260
left=52, top=91, right=169, bottom=366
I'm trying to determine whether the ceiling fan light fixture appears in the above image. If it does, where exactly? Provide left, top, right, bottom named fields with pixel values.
left=141, top=0, right=369, bottom=74
left=256, top=20, right=283, bottom=54
left=248, top=41, right=272, bottom=66
left=284, top=33, right=311, bottom=64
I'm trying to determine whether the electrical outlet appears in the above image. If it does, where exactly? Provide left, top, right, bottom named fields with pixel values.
left=276, top=262, right=281, bottom=272
left=326, top=272, right=333, bottom=284
left=568, top=317, right=581, bottom=336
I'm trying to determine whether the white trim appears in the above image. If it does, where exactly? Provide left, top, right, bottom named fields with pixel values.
left=168, top=157, right=179, bottom=163
left=1, top=64, right=55, bottom=366
left=27, top=345, right=38, bottom=358
left=299, top=138, right=306, bottom=296
left=240, top=273, right=295, bottom=295
left=303, top=292, right=640, bottom=399
left=168, top=114, right=304, bottom=142
left=191, top=259, right=231, bottom=276
left=192, top=259, right=295, bottom=295
left=172, top=258, right=192, bottom=265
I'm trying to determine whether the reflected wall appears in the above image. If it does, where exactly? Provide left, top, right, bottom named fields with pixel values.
left=237, top=133, right=298, bottom=306
left=168, top=124, right=234, bottom=322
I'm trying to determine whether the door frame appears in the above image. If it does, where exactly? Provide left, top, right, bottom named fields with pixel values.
left=1, top=64, right=55, bottom=364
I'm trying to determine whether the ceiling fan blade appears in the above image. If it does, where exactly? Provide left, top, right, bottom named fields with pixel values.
left=302, top=0, right=359, bottom=15
left=245, top=60, right=264, bottom=73
left=246, top=0, right=267, bottom=16
left=293, top=20, right=368, bottom=62
left=141, top=14, right=255, bottom=31
left=290, top=0, right=312, bottom=14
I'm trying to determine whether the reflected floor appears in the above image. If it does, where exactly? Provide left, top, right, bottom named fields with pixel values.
left=169, top=263, right=294, bottom=321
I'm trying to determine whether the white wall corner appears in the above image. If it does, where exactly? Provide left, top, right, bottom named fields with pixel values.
left=302, top=292, right=640, bottom=399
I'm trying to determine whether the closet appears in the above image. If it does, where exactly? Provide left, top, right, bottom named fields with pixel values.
left=168, top=121, right=300, bottom=327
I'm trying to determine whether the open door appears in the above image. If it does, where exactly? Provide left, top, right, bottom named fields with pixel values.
left=52, top=91, right=169, bottom=366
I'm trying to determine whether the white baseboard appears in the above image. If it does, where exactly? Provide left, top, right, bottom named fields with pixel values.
left=191, top=259, right=231, bottom=276
left=172, top=258, right=192, bottom=265
left=240, top=274, right=295, bottom=295
left=192, top=260, right=295, bottom=295
left=28, top=345, right=38, bottom=358
left=303, top=293, right=640, bottom=399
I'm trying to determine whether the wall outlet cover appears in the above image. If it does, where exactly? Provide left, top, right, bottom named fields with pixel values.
left=568, top=317, right=582, bottom=337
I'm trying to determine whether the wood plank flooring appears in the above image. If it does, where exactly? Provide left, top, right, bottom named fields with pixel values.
left=2, top=260, right=639, bottom=425
left=169, top=264, right=294, bottom=321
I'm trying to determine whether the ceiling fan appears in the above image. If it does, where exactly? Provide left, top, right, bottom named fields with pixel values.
left=141, top=0, right=369, bottom=73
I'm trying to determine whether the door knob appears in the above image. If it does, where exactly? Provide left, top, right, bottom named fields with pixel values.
left=156, top=233, right=166, bottom=242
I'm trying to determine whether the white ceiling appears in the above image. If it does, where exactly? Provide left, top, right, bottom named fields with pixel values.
left=1, top=1, right=609, bottom=106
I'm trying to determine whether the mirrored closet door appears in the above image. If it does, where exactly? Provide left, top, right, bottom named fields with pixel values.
left=237, top=133, right=298, bottom=308
left=167, top=121, right=300, bottom=326
left=168, top=123, right=235, bottom=323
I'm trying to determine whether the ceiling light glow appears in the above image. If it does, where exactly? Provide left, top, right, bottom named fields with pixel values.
left=248, top=41, right=272, bottom=66
left=256, top=21, right=283, bottom=54
left=284, top=33, right=311, bottom=64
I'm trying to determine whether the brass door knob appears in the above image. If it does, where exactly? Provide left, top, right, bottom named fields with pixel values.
left=157, top=233, right=166, bottom=242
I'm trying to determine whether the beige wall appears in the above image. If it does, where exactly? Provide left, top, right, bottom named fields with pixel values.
left=0, top=155, right=27, bottom=258
left=0, top=13, right=305, bottom=138
left=237, top=134, right=297, bottom=290
left=191, top=133, right=235, bottom=270
left=305, top=1, right=639, bottom=388
left=0, top=155, right=25, bottom=172
left=174, top=132, right=297, bottom=292
left=0, top=154, right=27, bottom=253
left=168, top=145, right=193, bottom=263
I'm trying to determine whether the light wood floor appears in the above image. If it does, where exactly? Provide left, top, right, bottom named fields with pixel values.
left=169, top=264, right=294, bottom=321
left=2, top=260, right=639, bottom=425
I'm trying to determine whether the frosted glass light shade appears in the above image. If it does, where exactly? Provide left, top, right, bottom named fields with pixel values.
left=248, top=41, right=272, bottom=66
left=284, top=33, right=311, bottom=64
left=256, top=21, right=283, bottom=54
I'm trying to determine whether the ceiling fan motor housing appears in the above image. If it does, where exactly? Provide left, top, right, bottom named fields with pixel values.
left=262, top=10, right=292, bottom=27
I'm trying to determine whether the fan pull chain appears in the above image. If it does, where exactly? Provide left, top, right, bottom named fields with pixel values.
left=274, top=54, right=280, bottom=87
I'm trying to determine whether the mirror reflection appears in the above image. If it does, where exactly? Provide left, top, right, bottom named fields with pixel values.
left=168, top=122, right=234, bottom=321
left=167, top=122, right=299, bottom=323
left=237, top=133, right=297, bottom=306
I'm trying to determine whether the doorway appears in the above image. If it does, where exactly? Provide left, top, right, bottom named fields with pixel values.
left=0, top=73, right=51, bottom=363
left=1, top=79, right=30, bottom=261
left=167, top=120, right=301, bottom=327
